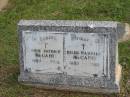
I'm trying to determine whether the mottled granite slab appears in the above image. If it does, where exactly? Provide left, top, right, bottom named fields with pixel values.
left=18, top=20, right=126, bottom=94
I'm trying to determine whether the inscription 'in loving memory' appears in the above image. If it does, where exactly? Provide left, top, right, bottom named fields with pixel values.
left=22, top=31, right=110, bottom=77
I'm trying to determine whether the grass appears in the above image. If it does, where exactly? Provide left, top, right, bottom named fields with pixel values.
left=0, top=0, right=130, bottom=97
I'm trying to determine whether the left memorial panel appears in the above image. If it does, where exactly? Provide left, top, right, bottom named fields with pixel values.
left=22, top=31, right=64, bottom=74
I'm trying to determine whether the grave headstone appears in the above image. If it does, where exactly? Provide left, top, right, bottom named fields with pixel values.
left=18, top=20, right=129, bottom=93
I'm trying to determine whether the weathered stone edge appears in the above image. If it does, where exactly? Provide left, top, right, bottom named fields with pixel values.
left=18, top=20, right=119, bottom=28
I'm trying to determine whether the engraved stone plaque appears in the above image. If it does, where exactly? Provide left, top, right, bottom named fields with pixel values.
left=18, top=20, right=124, bottom=94
left=64, top=33, right=110, bottom=77
left=22, top=31, right=63, bottom=73
left=22, top=31, right=110, bottom=78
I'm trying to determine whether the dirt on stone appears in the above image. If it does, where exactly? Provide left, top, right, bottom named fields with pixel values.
left=0, top=0, right=8, bottom=11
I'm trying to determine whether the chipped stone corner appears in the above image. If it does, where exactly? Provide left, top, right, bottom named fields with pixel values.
left=115, top=64, right=122, bottom=91
left=119, top=23, right=130, bottom=42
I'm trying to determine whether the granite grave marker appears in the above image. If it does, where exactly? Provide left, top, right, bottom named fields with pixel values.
left=18, top=20, right=129, bottom=93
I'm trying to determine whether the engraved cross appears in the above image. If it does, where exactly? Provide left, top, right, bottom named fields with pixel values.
left=45, top=43, right=48, bottom=48
left=82, top=44, right=85, bottom=50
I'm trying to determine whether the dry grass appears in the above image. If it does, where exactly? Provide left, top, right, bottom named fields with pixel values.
left=0, top=0, right=8, bottom=11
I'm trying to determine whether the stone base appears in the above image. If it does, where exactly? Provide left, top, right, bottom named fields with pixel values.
left=18, top=64, right=122, bottom=94
left=18, top=78, right=119, bottom=94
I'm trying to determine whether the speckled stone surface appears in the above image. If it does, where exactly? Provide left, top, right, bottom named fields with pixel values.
left=18, top=20, right=125, bottom=94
